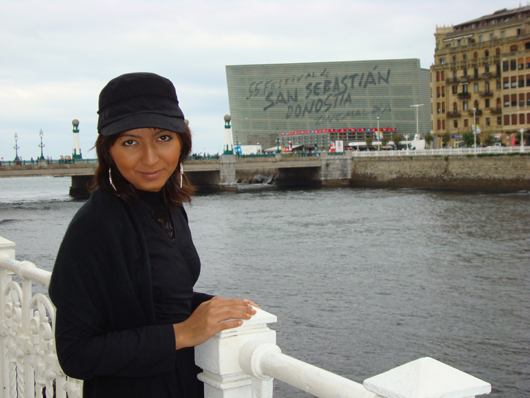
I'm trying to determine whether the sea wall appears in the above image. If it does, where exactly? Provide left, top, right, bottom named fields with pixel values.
left=350, top=154, right=530, bottom=192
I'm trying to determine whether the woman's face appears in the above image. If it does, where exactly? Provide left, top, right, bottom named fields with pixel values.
left=110, top=128, right=181, bottom=192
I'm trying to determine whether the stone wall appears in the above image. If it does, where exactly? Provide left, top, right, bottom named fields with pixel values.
left=350, top=154, right=530, bottom=192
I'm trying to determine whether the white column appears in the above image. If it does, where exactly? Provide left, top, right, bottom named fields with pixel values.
left=0, top=237, right=15, bottom=398
left=194, top=308, right=277, bottom=398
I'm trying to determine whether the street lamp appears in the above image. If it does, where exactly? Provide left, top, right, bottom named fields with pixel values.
left=410, top=104, right=424, bottom=141
left=13, top=132, right=20, bottom=162
left=38, top=129, right=45, bottom=160
left=223, top=114, right=233, bottom=155
left=473, top=107, right=477, bottom=154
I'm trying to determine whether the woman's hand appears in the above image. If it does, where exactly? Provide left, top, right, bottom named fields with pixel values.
left=173, top=297, right=257, bottom=350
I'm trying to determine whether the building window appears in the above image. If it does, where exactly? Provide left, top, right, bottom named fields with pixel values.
left=474, top=67, right=479, bottom=78
left=464, top=119, right=469, bottom=127
left=520, top=93, right=525, bottom=106
left=497, top=116, right=502, bottom=125
left=520, top=114, right=525, bottom=124
left=479, top=35, right=483, bottom=42
left=503, top=78, right=509, bottom=89
left=436, top=72, right=440, bottom=82
left=437, top=120, right=441, bottom=129
left=441, top=71, right=445, bottom=81
left=512, top=114, right=517, bottom=125
left=453, top=70, right=458, bottom=79
left=442, top=102, right=445, bottom=113
left=474, top=83, right=479, bottom=92
left=503, top=61, right=509, bottom=72
left=440, top=57, right=445, bottom=65
left=519, top=59, right=524, bottom=69
left=511, top=76, right=517, bottom=88
left=511, top=60, right=517, bottom=71
left=527, top=74, right=530, bottom=86
left=504, top=95, right=510, bottom=107
left=452, top=85, right=458, bottom=94
left=462, top=83, right=468, bottom=93
left=527, top=93, right=530, bottom=105
left=442, top=86, right=445, bottom=97
left=474, top=52, right=478, bottom=59
left=463, top=53, right=467, bottom=61
left=485, top=81, right=490, bottom=92
left=454, top=120, right=458, bottom=128
left=497, top=79, right=501, bottom=89
left=490, top=33, right=494, bottom=40
left=527, top=57, right=530, bottom=69
left=453, top=55, right=457, bottom=63
left=512, top=94, right=517, bottom=107
left=504, top=115, right=510, bottom=125
left=519, top=76, right=525, bottom=87
left=463, top=101, right=468, bottom=110
left=510, top=44, right=518, bottom=52
left=458, top=39, right=461, bottom=46
left=485, top=50, right=489, bottom=57
left=486, top=117, right=490, bottom=126
left=502, top=31, right=505, bottom=38
left=485, top=98, right=490, bottom=108
left=485, top=65, right=490, bottom=73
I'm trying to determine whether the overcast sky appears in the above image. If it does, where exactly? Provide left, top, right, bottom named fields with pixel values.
left=0, top=0, right=515, bottom=160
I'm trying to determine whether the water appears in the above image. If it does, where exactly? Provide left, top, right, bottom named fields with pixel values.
left=0, top=176, right=529, bottom=397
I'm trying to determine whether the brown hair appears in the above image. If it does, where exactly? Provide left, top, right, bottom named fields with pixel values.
left=91, top=126, right=195, bottom=207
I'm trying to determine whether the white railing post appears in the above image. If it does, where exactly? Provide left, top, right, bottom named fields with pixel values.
left=363, top=357, right=491, bottom=398
left=0, top=237, right=15, bottom=398
left=194, top=308, right=277, bottom=398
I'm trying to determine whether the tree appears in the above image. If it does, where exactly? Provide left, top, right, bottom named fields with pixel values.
left=462, top=132, right=474, bottom=147
left=424, top=134, right=434, bottom=148
left=381, top=137, right=389, bottom=147
left=365, top=137, right=373, bottom=149
left=442, top=133, right=451, bottom=147
left=392, top=135, right=402, bottom=148
left=484, top=133, right=495, bottom=146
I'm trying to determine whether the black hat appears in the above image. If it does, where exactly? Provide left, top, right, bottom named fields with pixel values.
left=97, top=72, right=186, bottom=136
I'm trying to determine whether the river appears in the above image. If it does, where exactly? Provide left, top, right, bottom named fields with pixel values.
left=0, top=176, right=528, bottom=397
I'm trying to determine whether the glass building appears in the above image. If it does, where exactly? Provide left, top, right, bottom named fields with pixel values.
left=226, top=59, right=429, bottom=151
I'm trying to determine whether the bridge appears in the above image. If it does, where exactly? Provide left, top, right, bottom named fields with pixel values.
left=1, top=146, right=529, bottom=196
left=0, top=154, right=346, bottom=197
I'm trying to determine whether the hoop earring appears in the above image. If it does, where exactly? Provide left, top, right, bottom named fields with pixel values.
left=179, top=164, right=183, bottom=188
left=109, top=167, right=117, bottom=192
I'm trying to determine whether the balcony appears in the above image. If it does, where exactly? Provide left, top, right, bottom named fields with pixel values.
left=447, top=111, right=461, bottom=118
left=446, top=77, right=459, bottom=84
left=482, top=72, right=492, bottom=80
left=457, top=92, right=471, bottom=99
left=490, top=107, right=502, bottom=114
left=468, top=109, right=483, bottom=116
left=460, top=75, right=470, bottom=82
left=479, top=91, right=494, bottom=97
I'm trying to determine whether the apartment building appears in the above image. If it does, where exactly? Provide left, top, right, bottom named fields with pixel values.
left=431, top=6, right=530, bottom=146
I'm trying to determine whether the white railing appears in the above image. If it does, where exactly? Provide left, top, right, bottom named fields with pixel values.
left=0, top=236, right=491, bottom=398
left=351, top=145, right=530, bottom=157
left=0, top=237, right=82, bottom=398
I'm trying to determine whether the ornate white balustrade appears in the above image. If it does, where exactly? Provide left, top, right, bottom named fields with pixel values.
left=0, top=237, right=82, bottom=398
left=0, top=236, right=491, bottom=398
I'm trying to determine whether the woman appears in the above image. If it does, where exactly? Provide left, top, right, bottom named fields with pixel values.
left=48, top=72, right=256, bottom=398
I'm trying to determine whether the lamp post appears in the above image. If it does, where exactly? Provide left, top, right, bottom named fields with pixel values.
left=223, top=114, right=233, bottom=155
left=13, top=133, right=20, bottom=162
left=276, top=127, right=280, bottom=153
left=405, top=134, right=409, bottom=153
left=410, top=104, right=424, bottom=141
left=38, top=129, right=45, bottom=160
left=473, top=108, right=477, bottom=155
